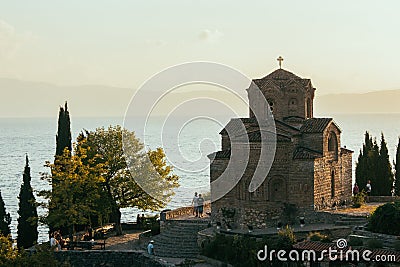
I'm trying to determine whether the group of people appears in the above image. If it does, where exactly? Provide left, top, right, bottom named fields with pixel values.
left=50, top=230, right=65, bottom=251
left=191, top=192, right=205, bottom=218
left=353, top=180, right=372, bottom=196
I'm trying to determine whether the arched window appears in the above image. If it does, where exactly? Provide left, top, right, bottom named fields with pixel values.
left=268, top=176, right=287, bottom=202
left=267, top=99, right=275, bottom=114
left=306, top=98, right=312, bottom=118
left=328, top=132, right=338, bottom=160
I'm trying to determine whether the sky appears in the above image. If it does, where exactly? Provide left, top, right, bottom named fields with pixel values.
left=1, top=1, right=400, bottom=100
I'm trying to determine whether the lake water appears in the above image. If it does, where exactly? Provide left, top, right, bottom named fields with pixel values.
left=0, top=114, right=399, bottom=243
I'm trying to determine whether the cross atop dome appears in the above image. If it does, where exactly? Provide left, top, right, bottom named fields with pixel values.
left=277, top=56, right=284, bottom=69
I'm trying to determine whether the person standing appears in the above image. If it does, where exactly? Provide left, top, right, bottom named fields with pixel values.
left=192, top=192, right=199, bottom=217
left=353, top=183, right=359, bottom=195
left=197, top=194, right=205, bottom=218
left=366, top=180, right=372, bottom=196
left=147, top=240, right=155, bottom=255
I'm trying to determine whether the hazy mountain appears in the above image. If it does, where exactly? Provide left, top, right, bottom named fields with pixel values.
left=315, top=90, right=400, bottom=115
left=1, top=77, right=399, bottom=118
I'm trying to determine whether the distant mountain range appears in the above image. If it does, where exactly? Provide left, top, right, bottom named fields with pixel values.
left=315, top=90, right=400, bottom=116
left=1, top=78, right=399, bottom=117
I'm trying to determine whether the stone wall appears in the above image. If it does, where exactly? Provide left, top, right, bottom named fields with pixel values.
left=366, top=196, right=400, bottom=203
left=163, top=202, right=210, bottom=220
left=54, top=250, right=173, bottom=267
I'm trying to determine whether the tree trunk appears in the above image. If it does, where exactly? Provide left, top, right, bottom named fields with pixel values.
left=110, top=204, right=122, bottom=235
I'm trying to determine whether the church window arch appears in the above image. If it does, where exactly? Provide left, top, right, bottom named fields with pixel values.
left=328, top=132, right=338, bottom=160
left=267, top=99, right=275, bottom=114
left=306, top=98, right=312, bottom=118
left=268, top=176, right=287, bottom=202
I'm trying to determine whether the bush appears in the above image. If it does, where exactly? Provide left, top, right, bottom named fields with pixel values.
left=202, top=232, right=301, bottom=267
left=368, top=201, right=400, bottom=235
left=308, top=232, right=331, bottom=243
left=352, top=191, right=366, bottom=208
left=367, top=238, right=383, bottom=249
left=348, top=236, right=364, bottom=247
left=394, top=240, right=400, bottom=251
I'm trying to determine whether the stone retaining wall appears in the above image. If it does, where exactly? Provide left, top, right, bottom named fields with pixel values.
left=366, top=196, right=400, bottom=203
left=54, top=250, right=174, bottom=267
left=164, top=201, right=210, bottom=220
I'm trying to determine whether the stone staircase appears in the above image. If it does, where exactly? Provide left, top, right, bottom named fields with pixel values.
left=152, top=219, right=210, bottom=258
left=334, top=214, right=368, bottom=226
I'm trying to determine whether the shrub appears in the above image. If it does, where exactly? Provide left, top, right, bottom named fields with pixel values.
left=367, top=238, right=383, bottom=249
left=368, top=201, right=400, bottom=235
left=394, top=240, right=400, bottom=251
left=202, top=232, right=301, bottom=267
left=308, top=232, right=331, bottom=243
left=352, top=191, right=366, bottom=208
left=348, top=236, right=364, bottom=247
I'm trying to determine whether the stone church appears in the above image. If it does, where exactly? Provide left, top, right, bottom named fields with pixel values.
left=208, top=60, right=353, bottom=229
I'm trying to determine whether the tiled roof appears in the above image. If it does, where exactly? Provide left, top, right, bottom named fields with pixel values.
left=247, top=131, right=291, bottom=142
left=294, top=241, right=400, bottom=263
left=300, top=118, right=332, bottom=133
left=293, top=147, right=322, bottom=159
left=207, top=150, right=231, bottom=159
left=341, top=147, right=354, bottom=154
left=261, top=68, right=302, bottom=80
left=219, top=118, right=257, bottom=135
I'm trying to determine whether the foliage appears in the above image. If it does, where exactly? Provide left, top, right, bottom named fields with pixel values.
left=0, top=190, right=11, bottom=236
left=367, top=238, right=383, bottom=249
left=348, top=236, right=364, bottom=247
left=356, top=131, right=393, bottom=196
left=202, top=232, right=300, bottom=267
left=394, top=240, right=400, bottom=251
left=308, top=232, right=331, bottom=243
left=376, top=133, right=394, bottom=195
left=368, top=201, right=400, bottom=235
left=81, top=126, right=179, bottom=234
left=277, top=225, right=296, bottom=250
left=394, top=137, right=400, bottom=196
left=44, top=125, right=179, bottom=236
left=55, top=102, right=72, bottom=157
left=0, top=236, right=61, bottom=267
left=17, top=155, right=39, bottom=249
left=352, top=191, right=366, bottom=208
left=0, top=235, right=18, bottom=265
left=40, top=142, right=106, bottom=235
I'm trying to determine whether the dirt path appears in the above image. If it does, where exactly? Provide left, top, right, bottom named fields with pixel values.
left=105, top=230, right=144, bottom=250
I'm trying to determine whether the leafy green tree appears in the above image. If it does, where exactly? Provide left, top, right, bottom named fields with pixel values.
left=0, top=190, right=11, bottom=236
left=17, top=155, right=38, bottom=248
left=394, top=137, right=400, bottom=196
left=376, top=133, right=394, bottom=196
left=82, top=126, right=179, bottom=235
left=55, top=101, right=72, bottom=157
left=40, top=143, right=106, bottom=236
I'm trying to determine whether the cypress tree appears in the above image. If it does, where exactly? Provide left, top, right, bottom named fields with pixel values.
left=356, top=131, right=374, bottom=191
left=394, top=137, right=400, bottom=196
left=375, top=133, right=394, bottom=196
left=17, top=155, right=38, bottom=248
left=0, top=190, right=11, bottom=236
left=55, top=101, right=72, bottom=156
